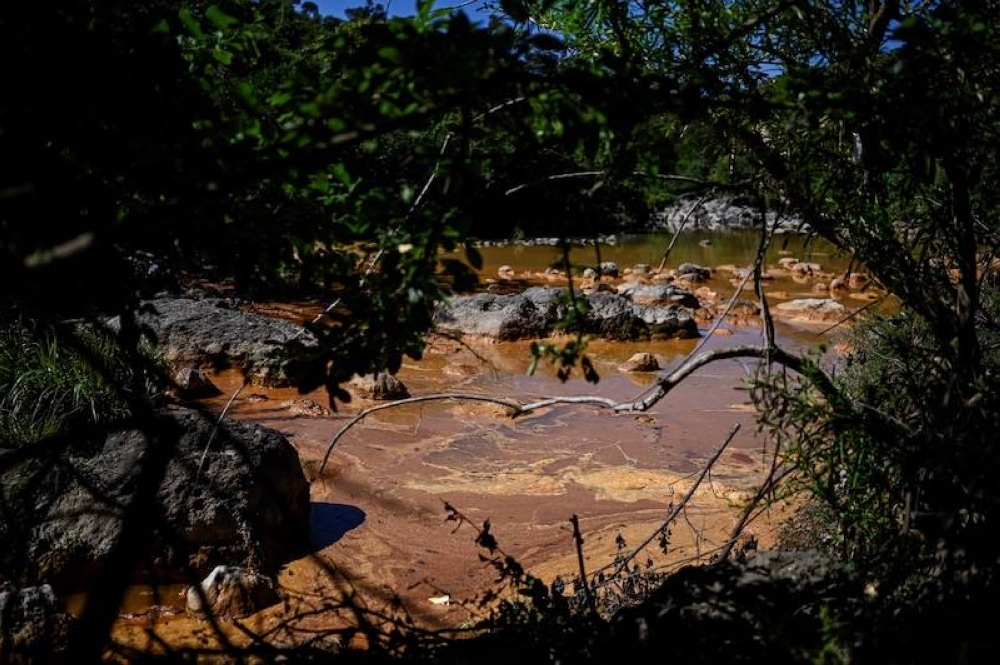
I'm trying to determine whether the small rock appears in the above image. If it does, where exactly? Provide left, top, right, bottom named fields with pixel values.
left=350, top=372, right=410, bottom=400
left=675, top=263, right=712, bottom=283
left=174, top=367, right=222, bottom=398
left=848, top=273, right=870, bottom=289
left=186, top=565, right=279, bottom=619
left=599, top=261, right=620, bottom=277
left=774, top=298, right=848, bottom=323
left=582, top=267, right=597, bottom=279
left=280, top=399, right=331, bottom=417
left=497, top=265, right=515, bottom=279
left=632, top=264, right=651, bottom=275
left=619, top=353, right=660, bottom=373
left=699, top=238, right=713, bottom=246
left=777, top=257, right=800, bottom=269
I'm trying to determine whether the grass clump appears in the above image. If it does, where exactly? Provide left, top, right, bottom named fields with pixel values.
left=0, top=319, right=163, bottom=446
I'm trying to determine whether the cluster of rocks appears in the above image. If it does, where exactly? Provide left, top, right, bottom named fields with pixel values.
left=471, top=235, right=619, bottom=248
left=434, top=286, right=701, bottom=341
left=653, top=196, right=807, bottom=234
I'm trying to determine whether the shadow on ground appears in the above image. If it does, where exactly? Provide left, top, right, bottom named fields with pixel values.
left=310, top=502, right=366, bottom=549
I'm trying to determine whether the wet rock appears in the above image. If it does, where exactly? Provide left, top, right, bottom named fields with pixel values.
left=848, top=273, right=870, bottom=289
left=186, top=565, right=279, bottom=619
left=349, top=372, right=410, bottom=400
left=497, top=265, right=515, bottom=279
left=584, top=293, right=648, bottom=340
left=619, top=353, right=660, bottom=373
left=0, top=584, right=70, bottom=661
left=599, top=261, right=620, bottom=278
left=633, top=305, right=700, bottom=338
left=280, top=399, right=331, bottom=417
left=521, top=287, right=568, bottom=325
left=619, top=284, right=700, bottom=309
left=675, top=263, right=712, bottom=283
left=434, top=293, right=547, bottom=340
left=582, top=267, right=597, bottom=279
left=792, top=262, right=822, bottom=276
left=774, top=298, right=848, bottom=323
left=174, top=367, right=222, bottom=398
left=0, top=406, right=311, bottom=591
left=777, top=256, right=800, bottom=269
left=125, top=298, right=317, bottom=387
left=436, top=291, right=698, bottom=341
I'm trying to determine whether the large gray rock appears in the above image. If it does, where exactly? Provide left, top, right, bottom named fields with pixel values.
left=619, top=284, right=700, bottom=309
left=130, top=298, right=317, bottom=386
left=433, top=293, right=548, bottom=340
left=584, top=292, right=649, bottom=340
left=434, top=291, right=699, bottom=341
left=633, top=304, right=700, bottom=338
left=521, top=287, right=570, bottom=325
left=0, top=406, right=311, bottom=592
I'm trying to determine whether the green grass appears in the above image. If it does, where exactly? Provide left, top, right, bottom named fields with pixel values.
left=0, top=320, right=163, bottom=446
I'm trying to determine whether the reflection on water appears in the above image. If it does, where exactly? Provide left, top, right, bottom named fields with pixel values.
left=474, top=230, right=851, bottom=276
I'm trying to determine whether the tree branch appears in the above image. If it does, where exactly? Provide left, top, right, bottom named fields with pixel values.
left=608, top=422, right=741, bottom=575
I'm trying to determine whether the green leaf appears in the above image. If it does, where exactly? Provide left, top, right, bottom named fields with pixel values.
left=206, top=5, right=239, bottom=31
left=178, top=8, right=204, bottom=38
left=269, top=91, right=293, bottom=107
left=212, top=48, right=234, bottom=65
left=378, top=46, right=401, bottom=63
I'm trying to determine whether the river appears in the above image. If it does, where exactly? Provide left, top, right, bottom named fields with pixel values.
left=107, top=230, right=871, bottom=651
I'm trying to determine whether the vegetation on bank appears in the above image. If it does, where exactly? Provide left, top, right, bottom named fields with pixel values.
left=2, top=0, right=1000, bottom=661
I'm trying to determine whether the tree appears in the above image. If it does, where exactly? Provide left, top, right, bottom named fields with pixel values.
left=4, top=0, right=1000, bottom=659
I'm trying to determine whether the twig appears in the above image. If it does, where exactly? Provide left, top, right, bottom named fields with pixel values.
left=657, top=193, right=712, bottom=272
left=610, top=423, right=741, bottom=575
left=570, top=514, right=599, bottom=619
left=196, top=376, right=250, bottom=479
left=317, top=342, right=840, bottom=475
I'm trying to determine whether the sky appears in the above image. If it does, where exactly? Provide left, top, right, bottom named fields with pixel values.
left=310, top=0, right=495, bottom=20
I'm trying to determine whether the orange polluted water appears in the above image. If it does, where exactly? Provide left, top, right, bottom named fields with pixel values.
left=109, top=233, right=861, bottom=652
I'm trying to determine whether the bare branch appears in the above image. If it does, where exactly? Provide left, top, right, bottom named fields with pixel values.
left=657, top=193, right=712, bottom=272
left=609, top=422, right=741, bottom=575
left=317, top=341, right=840, bottom=476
